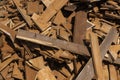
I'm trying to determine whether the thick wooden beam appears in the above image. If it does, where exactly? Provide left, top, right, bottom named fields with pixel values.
left=16, top=29, right=90, bottom=56
left=75, top=27, right=118, bottom=80
left=73, top=11, right=92, bottom=44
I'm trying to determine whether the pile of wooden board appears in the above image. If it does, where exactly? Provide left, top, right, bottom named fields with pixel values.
left=0, top=0, right=119, bottom=80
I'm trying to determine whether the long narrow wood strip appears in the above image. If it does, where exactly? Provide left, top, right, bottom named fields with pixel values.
left=103, top=65, right=109, bottom=80
left=109, top=64, right=118, bottom=80
left=90, top=32, right=104, bottom=80
left=76, top=27, right=118, bottom=80
left=12, top=0, right=33, bottom=27
left=16, top=29, right=90, bottom=56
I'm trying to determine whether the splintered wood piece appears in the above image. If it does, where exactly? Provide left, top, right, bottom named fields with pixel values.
left=27, top=1, right=39, bottom=16
left=53, top=11, right=66, bottom=25
left=76, top=28, right=118, bottom=80
left=1, top=45, right=14, bottom=60
left=12, top=63, right=23, bottom=80
left=59, top=28, right=70, bottom=41
left=40, top=0, right=68, bottom=22
left=103, top=64, right=109, bottom=80
left=53, top=70, right=67, bottom=80
left=109, top=45, right=120, bottom=60
left=0, top=23, right=16, bottom=42
left=32, top=0, right=68, bottom=31
left=60, top=51, right=75, bottom=60
left=12, top=22, right=26, bottom=31
left=59, top=67, right=71, bottom=78
left=16, top=29, right=90, bottom=56
left=35, top=66, right=56, bottom=80
left=21, top=42, right=33, bottom=59
left=67, top=62, right=74, bottom=72
left=32, top=13, right=51, bottom=31
left=54, top=50, right=74, bottom=60
left=12, top=0, right=33, bottom=27
left=0, top=54, right=19, bottom=72
left=25, top=64, right=37, bottom=80
left=90, top=32, right=104, bottom=80
left=1, top=65, right=9, bottom=80
left=73, top=59, right=82, bottom=74
left=67, top=11, right=75, bottom=23
left=109, top=65, right=118, bottom=80
left=99, top=22, right=112, bottom=34
left=0, top=35, right=3, bottom=48
left=117, top=69, right=120, bottom=80
left=28, top=57, right=46, bottom=70
left=0, top=75, right=3, bottom=80
left=41, top=0, right=55, bottom=7
left=53, top=49, right=65, bottom=61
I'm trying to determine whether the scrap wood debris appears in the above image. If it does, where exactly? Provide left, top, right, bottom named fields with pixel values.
left=0, top=0, right=120, bottom=80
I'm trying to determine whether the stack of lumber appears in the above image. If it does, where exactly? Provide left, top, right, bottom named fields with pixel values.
left=0, top=0, right=119, bottom=80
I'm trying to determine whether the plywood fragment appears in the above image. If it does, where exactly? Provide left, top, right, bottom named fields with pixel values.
left=28, top=57, right=46, bottom=70
left=27, top=1, right=39, bottom=16
left=41, top=0, right=55, bottom=7
left=35, top=66, right=56, bottom=80
left=53, top=11, right=66, bottom=25
left=12, top=63, right=23, bottom=80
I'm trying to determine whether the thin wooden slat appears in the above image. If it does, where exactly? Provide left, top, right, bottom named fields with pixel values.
left=12, top=0, right=33, bottom=27
left=109, top=64, right=118, bottom=80
left=90, top=32, right=104, bottom=80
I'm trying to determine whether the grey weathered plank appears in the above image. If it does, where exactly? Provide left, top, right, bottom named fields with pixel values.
left=16, top=29, right=90, bottom=56
left=75, top=27, right=118, bottom=80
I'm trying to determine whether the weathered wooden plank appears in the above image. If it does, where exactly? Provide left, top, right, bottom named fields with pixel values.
left=73, top=11, right=93, bottom=44
left=12, top=0, right=33, bottom=27
left=16, top=29, right=90, bottom=56
left=90, top=32, right=104, bottom=80
left=76, top=28, right=118, bottom=80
